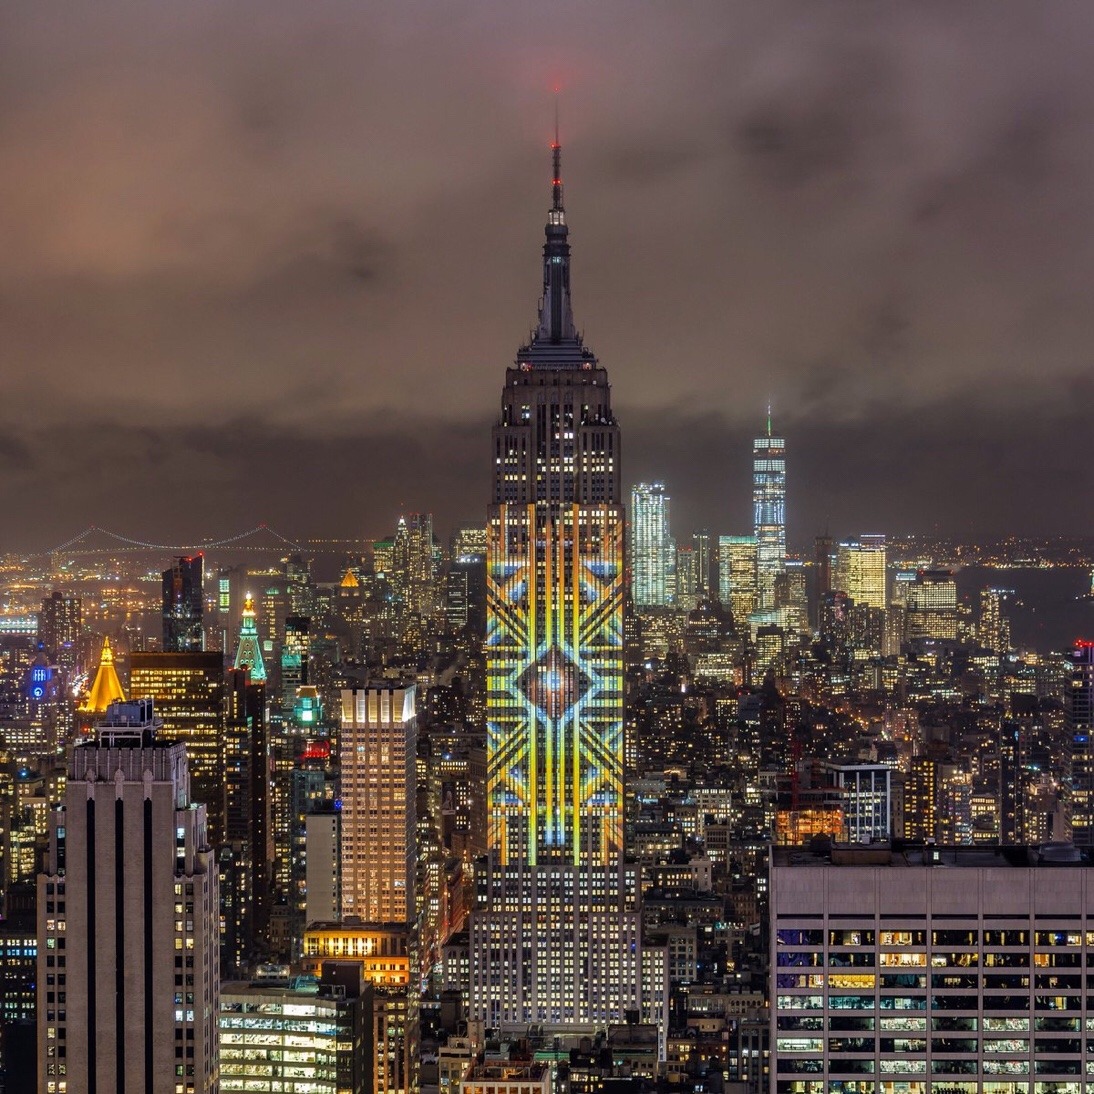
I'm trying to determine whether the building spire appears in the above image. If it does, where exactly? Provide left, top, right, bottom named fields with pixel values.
left=81, top=635, right=126, bottom=714
left=534, top=118, right=577, bottom=346
left=552, top=96, right=563, bottom=212
left=233, top=594, right=267, bottom=683
left=767, top=402, right=773, bottom=438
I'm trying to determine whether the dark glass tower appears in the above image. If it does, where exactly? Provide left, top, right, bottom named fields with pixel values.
left=162, top=554, right=204, bottom=652
left=471, top=140, right=649, bottom=1031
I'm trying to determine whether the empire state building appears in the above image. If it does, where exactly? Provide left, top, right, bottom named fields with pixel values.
left=470, top=139, right=663, bottom=1036
left=487, top=139, right=623, bottom=867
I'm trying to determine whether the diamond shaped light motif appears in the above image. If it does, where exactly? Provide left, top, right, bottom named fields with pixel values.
left=518, top=646, right=591, bottom=720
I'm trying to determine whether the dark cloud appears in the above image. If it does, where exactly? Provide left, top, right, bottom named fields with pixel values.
left=1, top=3, right=1093, bottom=545
left=2, top=393, right=1091, bottom=554
left=601, top=141, right=706, bottom=186
left=0, top=436, right=35, bottom=473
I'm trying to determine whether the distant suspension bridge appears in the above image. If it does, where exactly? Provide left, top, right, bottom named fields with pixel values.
left=28, top=523, right=373, bottom=558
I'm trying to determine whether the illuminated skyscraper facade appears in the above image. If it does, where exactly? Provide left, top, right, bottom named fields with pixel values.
left=129, top=651, right=227, bottom=843
left=718, top=535, right=757, bottom=626
left=978, top=587, right=1013, bottom=654
left=339, top=685, right=417, bottom=923
left=834, top=535, right=888, bottom=610
left=39, top=591, right=82, bottom=672
left=484, top=141, right=624, bottom=869
left=336, top=685, right=420, bottom=1094
left=80, top=636, right=126, bottom=717
left=631, top=483, right=672, bottom=608
left=392, top=513, right=436, bottom=622
left=281, top=615, right=310, bottom=719
left=471, top=140, right=644, bottom=1030
left=905, top=569, right=959, bottom=642
left=231, top=594, right=266, bottom=683
left=1068, top=640, right=1094, bottom=844
left=753, top=414, right=786, bottom=611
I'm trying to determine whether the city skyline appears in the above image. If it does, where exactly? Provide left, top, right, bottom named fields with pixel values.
left=3, top=4, right=1094, bottom=546
left=11, top=9, right=1094, bottom=1091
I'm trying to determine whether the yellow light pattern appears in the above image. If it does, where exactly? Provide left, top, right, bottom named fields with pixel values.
left=486, top=502, right=623, bottom=866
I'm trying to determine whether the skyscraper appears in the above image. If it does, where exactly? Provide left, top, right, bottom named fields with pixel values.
left=718, top=535, right=758, bottom=627
left=129, top=651, right=227, bottom=843
left=692, top=528, right=712, bottom=599
left=674, top=543, right=698, bottom=611
left=392, top=512, right=436, bottom=622
left=470, top=137, right=642, bottom=1029
left=834, top=534, right=888, bottom=610
left=339, top=685, right=417, bottom=923
left=905, top=569, right=959, bottom=642
left=978, top=587, right=1013, bottom=654
left=753, top=411, right=786, bottom=611
left=1068, top=640, right=1094, bottom=844
left=162, top=555, right=204, bottom=652
left=280, top=615, right=310, bottom=719
left=813, top=533, right=833, bottom=629
left=232, top=594, right=266, bottom=683
left=38, top=699, right=219, bottom=1093
left=631, top=483, right=672, bottom=608
left=38, top=591, right=82, bottom=671
left=222, top=667, right=271, bottom=974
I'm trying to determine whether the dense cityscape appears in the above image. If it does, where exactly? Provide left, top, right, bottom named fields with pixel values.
left=10, top=2, right=1094, bottom=1090
left=2, top=117, right=1094, bottom=1094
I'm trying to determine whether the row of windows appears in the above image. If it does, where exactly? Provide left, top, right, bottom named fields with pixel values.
left=778, top=1037, right=1086, bottom=1053
left=779, top=930, right=1094, bottom=948
left=775, top=1083, right=1067, bottom=1094
left=778, top=930, right=1093, bottom=947
left=780, top=951, right=1087, bottom=968
left=778, top=974, right=1092, bottom=989
left=778, top=1016, right=1057, bottom=1031
left=779, top=1061, right=1089, bottom=1076
left=777, top=994, right=1089, bottom=1012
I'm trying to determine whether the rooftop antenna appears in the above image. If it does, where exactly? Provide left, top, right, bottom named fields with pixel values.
left=551, top=89, right=563, bottom=211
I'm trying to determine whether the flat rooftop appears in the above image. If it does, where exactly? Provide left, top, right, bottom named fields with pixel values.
left=772, top=841, right=1090, bottom=868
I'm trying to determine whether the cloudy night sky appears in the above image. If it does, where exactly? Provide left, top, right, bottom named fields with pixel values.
left=2, top=2, right=1093, bottom=551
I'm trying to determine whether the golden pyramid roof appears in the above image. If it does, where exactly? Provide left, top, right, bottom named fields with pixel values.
left=82, top=636, right=127, bottom=713
left=340, top=568, right=360, bottom=589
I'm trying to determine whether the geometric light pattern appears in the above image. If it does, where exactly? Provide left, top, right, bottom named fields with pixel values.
left=517, top=646, right=590, bottom=721
left=487, top=502, right=624, bottom=867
